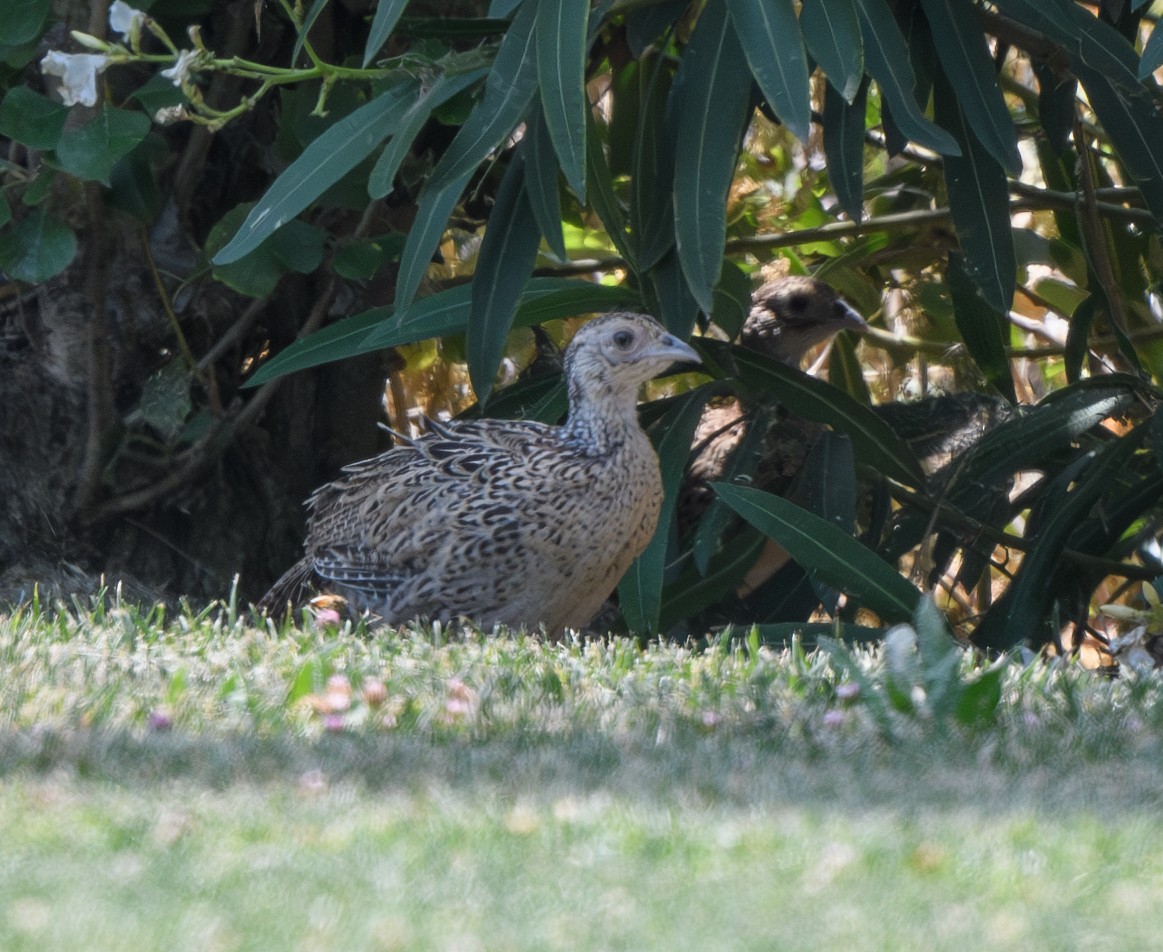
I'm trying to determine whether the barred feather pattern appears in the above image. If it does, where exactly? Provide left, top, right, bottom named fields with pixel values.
left=260, top=313, right=700, bottom=636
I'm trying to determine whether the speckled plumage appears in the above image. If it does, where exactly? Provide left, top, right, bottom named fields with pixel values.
left=260, top=313, right=700, bottom=635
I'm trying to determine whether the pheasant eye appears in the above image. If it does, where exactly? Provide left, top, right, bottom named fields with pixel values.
left=612, top=330, right=634, bottom=349
left=788, top=294, right=809, bottom=313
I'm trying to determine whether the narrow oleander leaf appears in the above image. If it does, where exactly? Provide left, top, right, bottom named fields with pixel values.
left=919, top=0, right=1020, bottom=174
left=393, top=168, right=474, bottom=314
left=363, top=0, right=410, bottom=66
left=1140, top=19, right=1163, bottom=79
left=620, top=386, right=713, bottom=634
left=933, top=68, right=1015, bottom=315
left=1072, top=64, right=1163, bottom=226
left=852, top=0, right=959, bottom=156
left=647, top=249, right=701, bottom=339
left=800, top=0, right=863, bottom=103
left=246, top=279, right=635, bottom=386
left=391, top=5, right=539, bottom=311
left=585, top=107, right=636, bottom=266
left=947, top=253, right=1016, bottom=402
left=994, top=0, right=1139, bottom=88
left=726, top=0, right=811, bottom=141
left=672, top=1, right=753, bottom=313
left=523, top=105, right=567, bottom=261
left=974, top=433, right=1140, bottom=650
left=631, top=52, right=676, bottom=270
left=213, top=82, right=417, bottom=265
left=368, top=69, right=488, bottom=198
left=702, top=339, right=926, bottom=487
left=293, top=0, right=330, bottom=65
left=713, top=483, right=920, bottom=622
left=535, top=0, right=588, bottom=200
left=424, top=0, right=538, bottom=193
left=468, top=157, right=542, bottom=402
left=822, top=77, right=867, bottom=222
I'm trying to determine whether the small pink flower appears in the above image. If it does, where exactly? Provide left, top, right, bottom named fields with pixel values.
left=322, top=713, right=345, bottom=732
left=147, top=708, right=173, bottom=731
left=835, top=682, right=861, bottom=701
left=822, top=709, right=845, bottom=729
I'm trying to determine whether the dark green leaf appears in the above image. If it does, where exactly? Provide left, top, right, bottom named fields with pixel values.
left=994, top=0, right=1139, bottom=89
left=647, top=249, right=700, bottom=339
left=974, top=432, right=1141, bottom=650
left=130, top=74, right=187, bottom=117
left=213, top=82, right=418, bottom=265
left=425, top=0, right=539, bottom=193
left=393, top=168, right=475, bottom=315
left=208, top=209, right=325, bottom=298
left=293, top=0, right=331, bottom=65
left=953, top=666, right=1003, bottom=726
left=333, top=234, right=404, bottom=280
left=620, top=387, right=713, bottom=633
left=947, top=253, right=1016, bottom=402
left=692, top=407, right=774, bottom=574
left=1064, top=293, right=1098, bottom=384
left=0, top=86, right=67, bottom=150
left=585, top=106, right=636, bottom=266
left=714, top=483, right=921, bottom=622
left=368, top=69, right=488, bottom=199
left=468, top=157, right=542, bottom=402
left=630, top=52, right=676, bottom=270
left=919, top=0, right=1020, bottom=174
left=535, top=0, right=588, bottom=200
left=823, top=77, right=867, bottom=222
left=0, top=0, right=49, bottom=45
left=932, top=68, right=1015, bottom=315
left=709, top=259, right=752, bottom=339
left=140, top=362, right=192, bottom=441
left=660, top=530, right=767, bottom=631
left=393, top=4, right=538, bottom=312
left=726, top=0, right=811, bottom=141
left=702, top=339, right=926, bottom=487
left=1072, top=64, right=1163, bottom=225
left=853, top=0, right=959, bottom=156
left=363, top=0, right=410, bottom=67
left=0, top=208, right=75, bottom=282
left=247, top=279, right=636, bottom=386
left=1140, top=20, right=1163, bottom=79
left=672, top=1, right=753, bottom=312
left=54, top=107, right=151, bottom=187
left=800, top=0, right=863, bottom=102
left=523, top=105, right=567, bottom=261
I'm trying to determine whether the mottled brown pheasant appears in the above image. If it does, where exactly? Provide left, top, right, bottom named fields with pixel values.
left=682, top=276, right=868, bottom=533
left=260, top=313, right=700, bottom=635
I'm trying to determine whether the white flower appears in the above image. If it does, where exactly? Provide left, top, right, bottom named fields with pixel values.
left=40, top=51, right=109, bottom=107
left=108, top=1, right=145, bottom=44
left=161, top=49, right=199, bottom=87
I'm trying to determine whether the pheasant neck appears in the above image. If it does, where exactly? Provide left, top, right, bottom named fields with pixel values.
left=562, top=380, right=643, bottom=457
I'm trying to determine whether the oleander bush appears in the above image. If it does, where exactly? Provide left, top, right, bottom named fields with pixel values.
left=2, top=0, right=1162, bottom=652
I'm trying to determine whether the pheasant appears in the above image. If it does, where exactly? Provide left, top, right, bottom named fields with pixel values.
left=681, top=276, right=868, bottom=533
left=260, top=312, right=700, bottom=635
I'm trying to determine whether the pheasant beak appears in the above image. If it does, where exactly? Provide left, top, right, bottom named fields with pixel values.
left=836, top=300, right=869, bottom=332
left=647, top=333, right=702, bottom=368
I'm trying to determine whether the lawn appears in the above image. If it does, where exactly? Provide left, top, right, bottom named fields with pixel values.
left=0, top=595, right=1161, bottom=951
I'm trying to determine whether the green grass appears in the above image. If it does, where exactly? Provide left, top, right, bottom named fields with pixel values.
left=1, top=594, right=1162, bottom=950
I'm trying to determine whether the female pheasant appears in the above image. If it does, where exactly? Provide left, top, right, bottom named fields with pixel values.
left=260, top=313, right=700, bottom=635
